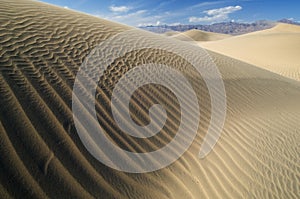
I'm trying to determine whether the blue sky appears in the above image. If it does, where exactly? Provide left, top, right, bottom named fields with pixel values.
left=39, top=0, right=300, bottom=26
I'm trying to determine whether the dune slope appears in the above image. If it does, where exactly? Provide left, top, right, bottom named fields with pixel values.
left=0, top=0, right=299, bottom=199
left=169, top=29, right=231, bottom=42
left=201, top=23, right=300, bottom=81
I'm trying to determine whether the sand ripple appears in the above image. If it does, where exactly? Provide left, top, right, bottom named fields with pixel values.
left=0, top=0, right=299, bottom=198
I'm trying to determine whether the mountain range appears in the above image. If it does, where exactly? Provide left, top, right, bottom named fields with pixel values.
left=141, top=19, right=300, bottom=35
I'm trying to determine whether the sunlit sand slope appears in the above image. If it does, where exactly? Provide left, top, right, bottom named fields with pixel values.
left=170, top=29, right=231, bottom=42
left=201, top=23, right=300, bottom=81
left=0, top=0, right=299, bottom=198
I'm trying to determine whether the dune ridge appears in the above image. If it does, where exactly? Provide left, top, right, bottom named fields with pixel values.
left=0, top=0, right=299, bottom=198
left=170, top=29, right=231, bottom=42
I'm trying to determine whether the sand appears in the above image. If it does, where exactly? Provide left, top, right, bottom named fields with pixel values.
left=0, top=0, right=299, bottom=198
left=170, top=29, right=232, bottom=42
left=200, top=23, right=300, bottom=81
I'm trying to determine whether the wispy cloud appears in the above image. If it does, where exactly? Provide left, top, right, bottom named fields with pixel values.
left=103, top=1, right=229, bottom=26
left=109, top=5, right=131, bottom=12
left=100, top=9, right=160, bottom=26
left=205, top=5, right=242, bottom=16
left=100, top=2, right=243, bottom=26
left=189, top=5, right=242, bottom=23
left=189, top=1, right=228, bottom=9
left=113, top=10, right=146, bottom=19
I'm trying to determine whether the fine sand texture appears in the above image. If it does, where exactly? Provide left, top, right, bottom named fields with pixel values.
left=200, top=23, right=300, bottom=81
left=0, top=0, right=300, bottom=199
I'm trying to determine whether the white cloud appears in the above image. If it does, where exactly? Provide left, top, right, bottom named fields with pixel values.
left=109, top=5, right=130, bottom=12
left=138, top=20, right=163, bottom=27
left=205, top=5, right=242, bottom=15
left=99, top=3, right=242, bottom=27
left=99, top=10, right=160, bottom=26
left=100, top=8, right=174, bottom=27
left=190, top=1, right=228, bottom=9
left=63, top=6, right=69, bottom=9
left=113, top=10, right=147, bottom=19
left=168, top=22, right=181, bottom=26
left=189, top=5, right=242, bottom=23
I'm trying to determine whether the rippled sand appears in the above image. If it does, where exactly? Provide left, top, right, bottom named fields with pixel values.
left=0, top=0, right=299, bottom=198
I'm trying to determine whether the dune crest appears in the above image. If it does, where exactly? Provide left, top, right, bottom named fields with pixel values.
left=169, top=29, right=231, bottom=42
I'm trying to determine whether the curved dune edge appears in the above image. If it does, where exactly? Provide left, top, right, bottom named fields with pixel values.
left=200, top=23, right=300, bottom=81
left=170, top=29, right=232, bottom=42
left=0, top=0, right=299, bottom=199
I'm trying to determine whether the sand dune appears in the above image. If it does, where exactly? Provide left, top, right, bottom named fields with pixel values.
left=170, top=29, right=231, bottom=42
left=164, top=31, right=181, bottom=37
left=200, top=23, right=300, bottom=81
left=0, top=0, right=299, bottom=199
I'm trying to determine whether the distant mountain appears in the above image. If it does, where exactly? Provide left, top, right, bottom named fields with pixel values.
left=140, top=19, right=299, bottom=35
left=278, top=18, right=300, bottom=25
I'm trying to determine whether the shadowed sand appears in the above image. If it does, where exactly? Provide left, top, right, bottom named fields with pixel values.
left=200, top=23, right=300, bottom=81
left=0, top=0, right=299, bottom=198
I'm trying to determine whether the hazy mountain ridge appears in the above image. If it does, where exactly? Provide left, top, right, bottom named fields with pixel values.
left=141, top=19, right=299, bottom=35
left=278, top=18, right=300, bottom=25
